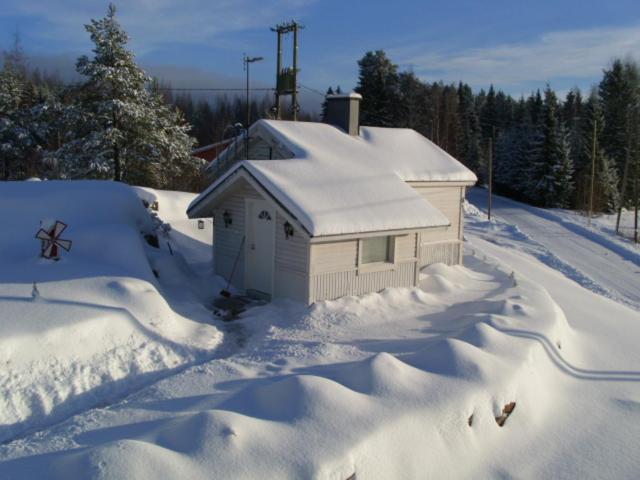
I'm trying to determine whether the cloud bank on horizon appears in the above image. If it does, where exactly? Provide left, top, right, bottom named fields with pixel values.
left=395, top=24, right=640, bottom=94
left=1, top=0, right=639, bottom=97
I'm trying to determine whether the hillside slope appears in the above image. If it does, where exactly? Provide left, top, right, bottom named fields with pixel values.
left=0, top=181, right=221, bottom=442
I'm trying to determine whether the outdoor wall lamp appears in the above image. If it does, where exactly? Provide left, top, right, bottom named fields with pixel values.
left=284, top=221, right=294, bottom=239
left=223, top=210, right=232, bottom=228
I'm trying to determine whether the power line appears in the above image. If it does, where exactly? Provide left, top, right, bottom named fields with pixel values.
left=299, top=83, right=326, bottom=98
left=157, top=87, right=275, bottom=92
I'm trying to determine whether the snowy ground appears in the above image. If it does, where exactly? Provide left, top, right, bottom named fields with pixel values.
left=0, top=181, right=221, bottom=443
left=467, top=188, right=640, bottom=310
left=1, top=182, right=639, bottom=479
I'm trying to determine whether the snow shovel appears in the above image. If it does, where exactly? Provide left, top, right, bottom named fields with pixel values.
left=220, top=236, right=245, bottom=298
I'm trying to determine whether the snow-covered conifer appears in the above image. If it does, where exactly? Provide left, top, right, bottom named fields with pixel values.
left=49, top=4, right=200, bottom=189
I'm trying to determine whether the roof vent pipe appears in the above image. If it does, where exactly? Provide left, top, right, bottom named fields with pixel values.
left=325, top=92, right=362, bottom=136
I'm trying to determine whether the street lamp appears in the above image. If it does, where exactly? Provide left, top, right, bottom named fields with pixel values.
left=244, top=54, right=264, bottom=159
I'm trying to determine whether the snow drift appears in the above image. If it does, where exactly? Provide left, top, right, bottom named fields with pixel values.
left=0, top=250, right=577, bottom=479
left=0, top=181, right=221, bottom=442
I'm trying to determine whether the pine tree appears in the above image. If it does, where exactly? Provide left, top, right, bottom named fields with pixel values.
left=527, top=87, right=574, bottom=207
left=575, top=90, right=620, bottom=212
left=397, top=72, right=428, bottom=131
left=320, top=86, right=334, bottom=122
left=494, top=95, right=535, bottom=199
left=599, top=60, right=632, bottom=176
left=554, top=125, right=575, bottom=208
left=0, top=35, right=41, bottom=180
left=49, top=4, right=199, bottom=188
left=599, top=153, right=620, bottom=213
left=456, top=83, right=482, bottom=174
left=480, top=85, right=497, bottom=139
left=355, top=50, right=400, bottom=126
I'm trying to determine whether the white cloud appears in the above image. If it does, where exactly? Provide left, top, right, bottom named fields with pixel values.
left=393, top=24, right=640, bottom=91
left=0, top=0, right=317, bottom=52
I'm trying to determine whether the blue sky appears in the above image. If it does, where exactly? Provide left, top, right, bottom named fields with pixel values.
left=2, top=0, right=640, bottom=106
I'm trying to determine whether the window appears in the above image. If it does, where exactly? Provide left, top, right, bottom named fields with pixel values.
left=361, top=236, right=392, bottom=264
left=258, top=210, right=272, bottom=221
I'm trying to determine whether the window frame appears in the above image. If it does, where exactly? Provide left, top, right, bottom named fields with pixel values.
left=357, top=235, right=397, bottom=273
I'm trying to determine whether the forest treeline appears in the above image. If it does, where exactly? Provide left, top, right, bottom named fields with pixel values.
left=0, top=5, right=315, bottom=191
left=1, top=5, right=639, bottom=213
left=352, top=50, right=639, bottom=214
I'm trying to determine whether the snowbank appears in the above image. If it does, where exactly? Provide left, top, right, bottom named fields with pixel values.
left=0, top=250, right=578, bottom=479
left=465, top=189, right=640, bottom=310
left=0, top=181, right=221, bottom=442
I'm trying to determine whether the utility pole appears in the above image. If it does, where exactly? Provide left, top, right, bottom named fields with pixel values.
left=292, top=24, right=299, bottom=121
left=274, top=31, right=282, bottom=119
left=588, top=119, right=597, bottom=226
left=635, top=152, right=639, bottom=243
left=271, top=21, right=303, bottom=121
left=244, top=54, right=263, bottom=159
left=488, top=126, right=494, bottom=221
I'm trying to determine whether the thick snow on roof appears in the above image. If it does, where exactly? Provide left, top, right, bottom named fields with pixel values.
left=359, top=126, right=477, bottom=182
left=190, top=120, right=476, bottom=236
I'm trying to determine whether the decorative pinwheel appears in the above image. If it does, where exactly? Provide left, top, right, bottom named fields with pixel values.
left=35, top=220, right=72, bottom=259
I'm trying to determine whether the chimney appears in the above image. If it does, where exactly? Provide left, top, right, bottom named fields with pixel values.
left=325, top=92, right=362, bottom=136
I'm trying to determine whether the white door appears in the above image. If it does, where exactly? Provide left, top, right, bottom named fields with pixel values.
left=245, top=199, right=275, bottom=295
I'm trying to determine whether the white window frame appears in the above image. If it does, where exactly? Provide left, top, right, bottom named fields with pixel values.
left=357, top=235, right=397, bottom=274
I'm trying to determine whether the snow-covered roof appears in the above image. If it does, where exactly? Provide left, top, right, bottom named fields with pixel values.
left=189, top=120, right=477, bottom=237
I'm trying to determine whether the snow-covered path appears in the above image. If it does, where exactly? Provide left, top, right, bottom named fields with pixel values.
left=467, top=188, right=640, bottom=310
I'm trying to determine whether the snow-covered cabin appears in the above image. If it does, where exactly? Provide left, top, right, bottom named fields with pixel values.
left=188, top=93, right=477, bottom=304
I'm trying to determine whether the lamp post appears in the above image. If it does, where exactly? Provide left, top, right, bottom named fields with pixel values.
left=244, top=55, right=264, bottom=159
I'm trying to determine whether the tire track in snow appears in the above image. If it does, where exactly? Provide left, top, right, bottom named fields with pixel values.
left=465, top=192, right=639, bottom=311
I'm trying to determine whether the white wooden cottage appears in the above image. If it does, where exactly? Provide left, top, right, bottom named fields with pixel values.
left=188, top=93, right=477, bottom=304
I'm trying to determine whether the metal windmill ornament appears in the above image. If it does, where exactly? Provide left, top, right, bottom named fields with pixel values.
left=35, top=220, right=72, bottom=260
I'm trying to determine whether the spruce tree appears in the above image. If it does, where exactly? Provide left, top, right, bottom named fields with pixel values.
left=0, top=36, right=41, bottom=180
left=320, top=86, right=334, bottom=122
left=527, top=87, right=574, bottom=207
left=397, top=72, right=429, bottom=131
left=355, top=50, right=400, bottom=126
left=599, top=60, right=631, bottom=175
left=494, top=107, right=533, bottom=200
left=50, top=4, right=200, bottom=188
left=554, top=125, right=575, bottom=208
left=456, top=83, right=482, bottom=174
left=576, top=90, right=620, bottom=212
left=480, top=85, right=497, bottom=139
left=600, top=59, right=640, bottom=214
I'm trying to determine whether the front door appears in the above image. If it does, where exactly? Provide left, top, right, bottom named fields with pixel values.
left=245, top=199, right=275, bottom=296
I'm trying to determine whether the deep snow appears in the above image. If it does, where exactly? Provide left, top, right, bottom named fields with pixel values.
left=1, top=182, right=639, bottom=479
left=467, top=188, right=640, bottom=310
left=189, top=119, right=474, bottom=235
left=0, top=181, right=221, bottom=443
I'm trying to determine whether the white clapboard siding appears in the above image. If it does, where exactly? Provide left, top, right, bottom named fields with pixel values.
left=308, top=233, right=420, bottom=302
left=274, top=212, right=310, bottom=303
left=309, top=240, right=358, bottom=274
left=213, top=178, right=263, bottom=289
left=419, top=240, right=461, bottom=267
left=309, top=261, right=416, bottom=303
left=394, top=233, right=418, bottom=261
left=411, top=186, right=463, bottom=240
